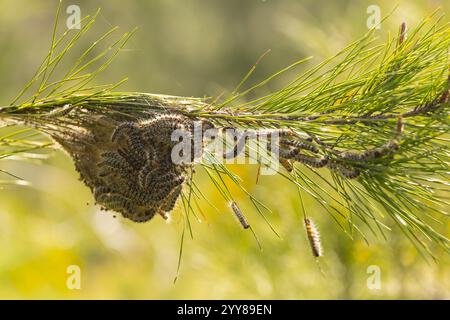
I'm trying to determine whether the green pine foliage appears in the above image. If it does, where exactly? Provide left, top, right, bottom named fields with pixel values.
left=0, top=2, right=448, bottom=258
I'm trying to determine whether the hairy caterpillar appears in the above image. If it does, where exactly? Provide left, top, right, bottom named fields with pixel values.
left=140, top=114, right=193, bottom=147
left=97, top=151, right=134, bottom=177
left=45, top=104, right=77, bottom=118
left=340, top=116, right=404, bottom=163
left=280, top=138, right=319, bottom=153
left=304, top=218, right=323, bottom=258
left=161, top=185, right=182, bottom=213
left=292, top=154, right=328, bottom=168
left=111, top=121, right=140, bottom=143
left=398, top=22, right=407, bottom=46
left=222, top=127, right=295, bottom=160
left=229, top=201, right=250, bottom=229
left=97, top=193, right=134, bottom=214
left=93, top=186, right=111, bottom=200
left=327, top=160, right=361, bottom=179
left=279, top=158, right=293, bottom=172
left=340, top=143, right=398, bottom=161
left=117, top=147, right=148, bottom=170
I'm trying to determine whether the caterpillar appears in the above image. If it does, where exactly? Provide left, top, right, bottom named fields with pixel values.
left=111, top=121, right=139, bottom=143
left=279, top=158, right=293, bottom=172
left=124, top=204, right=159, bottom=223
left=117, top=147, right=147, bottom=170
left=340, top=143, right=398, bottom=162
left=276, top=146, right=297, bottom=159
left=222, top=130, right=251, bottom=159
left=229, top=201, right=250, bottom=229
left=138, top=163, right=156, bottom=189
left=229, top=128, right=295, bottom=138
left=280, top=138, right=319, bottom=153
left=97, top=193, right=135, bottom=214
left=292, top=154, right=328, bottom=168
left=93, top=186, right=111, bottom=200
left=150, top=172, right=185, bottom=202
left=340, top=116, right=403, bottom=163
left=97, top=151, right=134, bottom=177
left=140, top=114, right=193, bottom=146
left=304, top=218, right=323, bottom=258
left=45, top=104, right=77, bottom=118
left=327, top=160, right=360, bottom=179
left=160, top=185, right=182, bottom=213
left=222, top=128, right=296, bottom=160
left=398, top=22, right=407, bottom=46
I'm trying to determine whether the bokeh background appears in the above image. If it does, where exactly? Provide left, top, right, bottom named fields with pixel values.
left=0, top=0, right=449, bottom=299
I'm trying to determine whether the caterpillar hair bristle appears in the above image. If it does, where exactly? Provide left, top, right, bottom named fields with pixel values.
left=304, top=218, right=323, bottom=258
left=229, top=201, right=250, bottom=229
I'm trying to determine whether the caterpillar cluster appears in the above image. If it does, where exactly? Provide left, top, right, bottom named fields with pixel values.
left=51, top=112, right=211, bottom=222
left=48, top=108, right=403, bottom=222
left=279, top=158, right=293, bottom=172
left=272, top=117, right=404, bottom=179
left=222, top=128, right=362, bottom=178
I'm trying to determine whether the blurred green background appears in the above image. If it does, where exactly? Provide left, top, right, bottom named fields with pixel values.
left=0, top=0, right=449, bottom=299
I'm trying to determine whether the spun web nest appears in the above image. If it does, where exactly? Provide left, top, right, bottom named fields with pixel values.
left=12, top=102, right=212, bottom=223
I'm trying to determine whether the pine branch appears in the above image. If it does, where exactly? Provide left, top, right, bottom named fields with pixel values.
left=0, top=5, right=449, bottom=257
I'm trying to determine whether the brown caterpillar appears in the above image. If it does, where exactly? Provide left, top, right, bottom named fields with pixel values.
left=398, top=22, right=407, bottom=46
left=304, top=218, right=323, bottom=257
left=280, top=137, right=319, bottom=153
left=229, top=201, right=250, bottom=229
left=97, top=151, right=134, bottom=177
left=222, top=128, right=295, bottom=160
left=45, top=104, right=77, bottom=118
left=340, top=116, right=403, bottom=163
left=327, top=160, right=360, bottom=179
left=292, top=154, right=328, bottom=168
left=279, top=158, right=293, bottom=172
left=161, top=185, right=182, bottom=213
left=340, top=143, right=398, bottom=161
